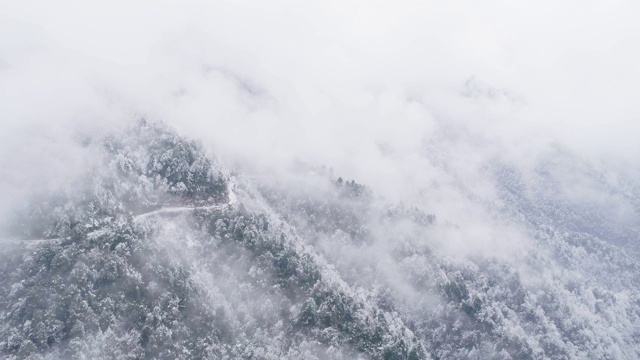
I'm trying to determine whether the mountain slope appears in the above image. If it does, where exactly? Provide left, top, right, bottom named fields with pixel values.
left=1, top=120, right=639, bottom=359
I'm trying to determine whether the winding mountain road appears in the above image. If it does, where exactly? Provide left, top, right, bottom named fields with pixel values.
left=1, top=178, right=238, bottom=245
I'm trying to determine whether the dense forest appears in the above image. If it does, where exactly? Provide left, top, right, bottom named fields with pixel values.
left=1, top=120, right=639, bottom=359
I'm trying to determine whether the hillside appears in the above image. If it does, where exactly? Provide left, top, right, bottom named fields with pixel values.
left=1, top=120, right=639, bottom=359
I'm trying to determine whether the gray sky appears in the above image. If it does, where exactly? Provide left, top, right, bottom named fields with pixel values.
left=1, top=0, right=640, bottom=218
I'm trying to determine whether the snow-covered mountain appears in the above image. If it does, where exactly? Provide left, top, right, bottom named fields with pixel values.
left=1, top=120, right=638, bottom=359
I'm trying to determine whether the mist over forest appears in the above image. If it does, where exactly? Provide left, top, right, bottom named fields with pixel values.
left=1, top=1, right=640, bottom=359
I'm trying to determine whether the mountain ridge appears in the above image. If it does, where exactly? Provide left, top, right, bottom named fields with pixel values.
left=1, top=120, right=639, bottom=359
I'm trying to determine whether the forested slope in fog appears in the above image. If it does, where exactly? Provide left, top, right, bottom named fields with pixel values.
left=1, top=120, right=638, bottom=359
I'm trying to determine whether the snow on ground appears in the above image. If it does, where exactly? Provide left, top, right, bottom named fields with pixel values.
left=228, top=177, right=238, bottom=205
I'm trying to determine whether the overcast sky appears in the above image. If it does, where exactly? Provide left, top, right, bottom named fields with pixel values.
left=1, top=0, right=640, bottom=212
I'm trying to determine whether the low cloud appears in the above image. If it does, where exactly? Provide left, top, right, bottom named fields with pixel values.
left=2, top=0, right=639, bottom=257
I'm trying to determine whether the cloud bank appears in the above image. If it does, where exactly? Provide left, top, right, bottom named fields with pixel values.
left=1, top=0, right=640, bottom=235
